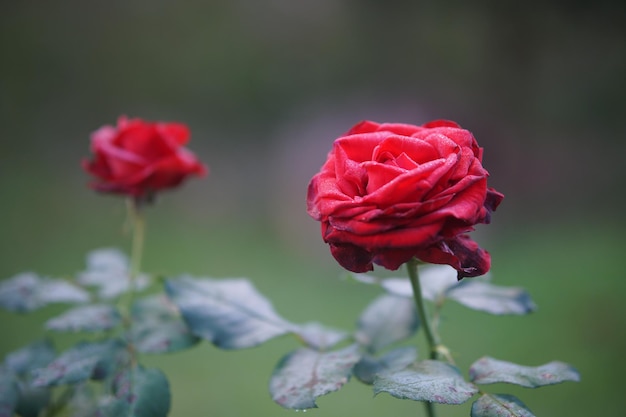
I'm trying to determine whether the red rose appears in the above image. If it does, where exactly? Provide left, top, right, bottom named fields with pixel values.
left=83, top=116, right=207, bottom=200
left=306, top=120, right=504, bottom=278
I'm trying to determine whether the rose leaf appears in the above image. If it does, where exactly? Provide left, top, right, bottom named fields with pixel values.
left=13, top=381, right=50, bottom=417
left=269, top=344, right=361, bottom=410
left=3, top=340, right=55, bottom=375
left=112, top=366, right=170, bottom=417
left=65, top=384, right=99, bottom=417
left=165, top=276, right=292, bottom=349
left=353, top=346, right=417, bottom=385
left=379, top=277, right=413, bottom=297
left=94, top=397, right=130, bottom=417
left=381, top=274, right=453, bottom=301
left=471, top=393, right=536, bottom=417
left=130, top=295, right=200, bottom=354
left=415, top=265, right=460, bottom=301
left=0, top=273, right=90, bottom=313
left=469, top=356, right=580, bottom=387
left=3, top=341, right=55, bottom=417
left=374, top=360, right=478, bottom=404
left=355, top=294, right=419, bottom=353
left=368, top=265, right=459, bottom=301
left=77, top=248, right=150, bottom=300
left=446, top=280, right=537, bottom=315
left=292, top=322, right=349, bottom=351
left=0, top=369, right=19, bottom=417
left=45, top=304, right=121, bottom=333
left=31, top=339, right=126, bottom=387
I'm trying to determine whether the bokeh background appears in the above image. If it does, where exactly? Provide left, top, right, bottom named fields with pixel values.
left=1, top=1, right=625, bottom=416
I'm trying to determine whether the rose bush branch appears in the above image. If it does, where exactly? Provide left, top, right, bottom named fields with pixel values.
left=163, top=119, right=577, bottom=415
left=81, top=116, right=207, bottom=416
left=406, top=259, right=440, bottom=360
left=0, top=117, right=580, bottom=417
left=127, top=198, right=146, bottom=293
left=83, top=115, right=207, bottom=376
left=302, top=119, right=578, bottom=415
left=0, top=116, right=207, bottom=417
left=122, top=198, right=145, bottom=401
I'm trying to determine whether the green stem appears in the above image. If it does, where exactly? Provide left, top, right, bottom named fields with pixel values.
left=127, top=199, right=145, bottom=323
left=423, top=401, right=436, bottom=417
left=406, top=258, right=441, bottom=360
left=406, top=258, right=440, bottom=417
left=125, top=198, right=146, bottom=414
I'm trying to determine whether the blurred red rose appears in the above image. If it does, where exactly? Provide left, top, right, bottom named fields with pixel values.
left=307, top=120, right=503, bottom=278
left=83, top=116, right=207, bottom=200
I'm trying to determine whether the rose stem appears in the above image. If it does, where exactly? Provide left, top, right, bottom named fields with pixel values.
left=406, top=258, right=440, bottom=417
left=127, top=198, right=145, bottom=323
left=125, top=198, right=146, bottom=411
left=406, top=258, right=441, bottom=359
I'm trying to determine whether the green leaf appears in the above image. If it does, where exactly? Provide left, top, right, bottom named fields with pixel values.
left=411, top=265, right=459, bottom=301
left=270, top=344, right=361, bottom=410
left=13, top=382, right=50, bottom=417
left=0, top=273, right=89, bottom=312
left=471, top=393, right=535, bottom=417
left=165, top=276, right=292, bottom=349
left=372, top=267, right=536, bottom=316
left=3, top=341, right=55, bottom=417
left=378, top=277, right=412, bottom=297
left=374, top=360, right=478, bottom=404
left=350, top=273, right=379, bottom=285
left=113, top=366, right=171, bottom=417
left=469, top=356, right=580, bottom=387
left=3, top=340, right=55, bottom=374
left=45, top=304, right=121, bottom=332
left=354, top=265, right=458, bottom=302
left=31, top=339, right=127, bottom=387
left=96, top=396, right=130, bottom=417
left=0, top=368, right=18, bottom=417
left=379, top=265, right=459, bottom=300
left=355, top=294, right=418, bottom=353
left=293, top=322, right=348, bottom=350
left=130, top=295, right=200, bottom=354
left=353, top=346, right=417, bottom=385
left=86, top=247, right=128, bottom=270
left=66, top=384, right=99, bottom=417
left=77, top=248, right=150, bottom=299
left=446, top=281, right=536, bottom=315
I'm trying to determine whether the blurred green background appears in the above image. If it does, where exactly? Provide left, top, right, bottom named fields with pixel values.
left=1, top=1, right=625, bottom=416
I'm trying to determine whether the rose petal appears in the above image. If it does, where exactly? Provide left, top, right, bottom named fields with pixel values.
left=329, top=242, right=374, bottom=272
left=421, top=120, right=461, bottom=128
left=373, top=248, right=423, bottom=271
left=416, top=235, right=491, bottom=278
left=361, top=157, right=450, bottom=206
left=157, top=122, right=190, bottom=145
left=346, top=120, right=382, bottom=135
left=82, top=117, right=206, bottom=198
left=334, top=132, right=388, bottom=163
left=375, top=123, right=424, bottom=137
left=307, top=119, right=503, bottom=278
left=372, top=135, right=439, bottom=165
left=324, top=221, right=443, bottom=252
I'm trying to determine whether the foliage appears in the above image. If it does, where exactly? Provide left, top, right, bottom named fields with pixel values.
left=0, top=248, right=579, bottom=417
